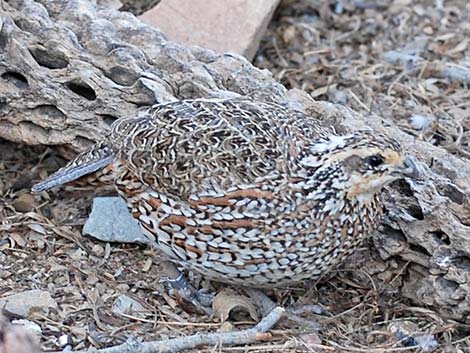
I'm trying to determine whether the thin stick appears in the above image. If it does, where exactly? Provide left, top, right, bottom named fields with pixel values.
left=49, top=307, right=285, bottom=353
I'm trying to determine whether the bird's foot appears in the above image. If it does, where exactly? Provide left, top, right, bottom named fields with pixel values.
left=160, top=261, right=213, bottom=315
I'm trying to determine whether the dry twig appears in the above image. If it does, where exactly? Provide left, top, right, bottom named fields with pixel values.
left=49, top=307, right=285, bottom=353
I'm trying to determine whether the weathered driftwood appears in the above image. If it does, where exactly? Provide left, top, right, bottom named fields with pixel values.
left=0, top=0, right=285, bottom=152
left=0, top=0, right=469, bottom=323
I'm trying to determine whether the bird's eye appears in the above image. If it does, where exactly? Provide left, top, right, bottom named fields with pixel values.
left=366, top=155, right=384, bottom=167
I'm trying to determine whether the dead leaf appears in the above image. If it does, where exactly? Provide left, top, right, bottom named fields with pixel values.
left=282, top=25, right=297, bottom=43
left=69, top=326, right=87, bottom=340
left=28, top=224, right=46, bottom=235
left=12, top=194, right=36, bottom=213
left=212, top=289, right=259, bottom=322
left=300, top=332, right=321, bottom=346
left=448, top=38, right=469, bottom=58
left=310, top=84, right=337, bottom=98
left=8, top=233, right=26, bottom=248
left=142, top=257, right=152, bottom=272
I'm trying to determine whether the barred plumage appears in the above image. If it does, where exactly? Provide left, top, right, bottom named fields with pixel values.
left=32, top=98, right=419, bottom=287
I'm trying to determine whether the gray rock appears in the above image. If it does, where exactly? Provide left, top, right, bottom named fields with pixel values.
left=0, top=290, right=57, bottom=317
left=111, top=294, right=147, bottom=316
left=11, top=319, right=42, bottom=337
left=57, top=334, right=73, bottom=347
left=83, top=197, right=148, bottom=244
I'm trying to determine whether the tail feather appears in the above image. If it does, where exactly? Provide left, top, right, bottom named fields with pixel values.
left=32, top=142, right=115, bottom=193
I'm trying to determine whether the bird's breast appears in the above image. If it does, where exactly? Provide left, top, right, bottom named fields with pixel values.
left=113, top=171, right=384, bottom=286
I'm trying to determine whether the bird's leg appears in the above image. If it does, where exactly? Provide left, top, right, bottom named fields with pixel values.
left=160, top=261, right=213, bottom=315
left=244, top=288, right=323, bottom=331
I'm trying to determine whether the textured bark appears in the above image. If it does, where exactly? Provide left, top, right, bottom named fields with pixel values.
left=1, top=0, right=469, bottom=323
left=0, top=0, right=286, bottom=152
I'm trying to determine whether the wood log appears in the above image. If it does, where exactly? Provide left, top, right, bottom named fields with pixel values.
left=0, top=0, right=469, bottom=324
left=0, top=0, right=285, bottom=152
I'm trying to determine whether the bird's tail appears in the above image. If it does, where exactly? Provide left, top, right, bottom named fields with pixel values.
left=31, top=141, right=116, bottom=193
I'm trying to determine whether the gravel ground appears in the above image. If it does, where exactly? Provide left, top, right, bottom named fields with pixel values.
left=1, top=0, right=469, bottom=352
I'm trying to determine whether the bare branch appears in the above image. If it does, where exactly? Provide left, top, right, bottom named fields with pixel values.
left=49, top=307, right=285, bottom=353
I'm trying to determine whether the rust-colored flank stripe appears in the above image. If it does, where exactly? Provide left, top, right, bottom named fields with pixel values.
left=193, top=189, right=275, bottom=207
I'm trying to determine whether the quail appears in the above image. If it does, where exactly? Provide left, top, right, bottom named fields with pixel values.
left=32, top=98, right=419, bottom=288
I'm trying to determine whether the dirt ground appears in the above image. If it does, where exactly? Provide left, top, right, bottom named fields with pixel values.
left=1, top=0, right=470, bottom=352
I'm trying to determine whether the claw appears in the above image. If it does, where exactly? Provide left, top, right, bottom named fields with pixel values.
left=160, top=261, right=213, bottom=315
left=161, top=272, right=190, bottom=291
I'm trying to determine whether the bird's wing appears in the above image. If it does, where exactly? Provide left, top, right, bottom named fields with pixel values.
left=109, top=99, right=327, bottom=199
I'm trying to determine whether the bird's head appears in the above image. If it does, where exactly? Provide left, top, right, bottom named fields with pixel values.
left=300, top=131, right=420, bottom=202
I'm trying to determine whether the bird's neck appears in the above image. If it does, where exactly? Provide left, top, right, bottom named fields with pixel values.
left=286, top=169, right=384, bottom=221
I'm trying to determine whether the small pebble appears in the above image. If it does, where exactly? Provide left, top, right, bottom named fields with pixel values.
left=219, top=321, right=234, bottom=332
left=91, top=244, right=105, bottom=257
left=58, top=334, right=73, bottom=347
left=329, top=89, right=348, bottom=105
left=11, top=319, right=42, bottom=337
left=86, top=274, right=99, bottom=285
left=423, top=25, right=434, bottom=34
left=409, top=114, right=432, bottom=131
left=116, top=284, right=130, bottom=292
left=0, top=290, right=57, bottom=317
left=112, top=294, right=146, bottom=315
left=69, top=248, right=85, bottom=261
left=96, top=282, right=107, bottom=295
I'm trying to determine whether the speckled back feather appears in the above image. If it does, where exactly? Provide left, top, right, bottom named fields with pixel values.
left=110, top=99, right=332, bottom=200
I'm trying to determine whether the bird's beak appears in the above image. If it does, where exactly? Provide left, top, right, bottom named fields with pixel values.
left=394, top=156, right=420, bottom=179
